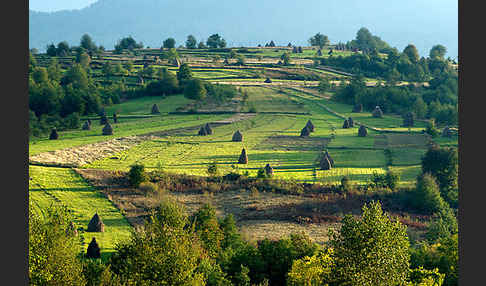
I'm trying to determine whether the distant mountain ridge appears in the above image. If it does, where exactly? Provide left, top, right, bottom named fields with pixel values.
left=29, top=0, right=458, bottom=58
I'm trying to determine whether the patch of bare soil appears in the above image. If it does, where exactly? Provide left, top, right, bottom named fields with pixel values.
left=75, top=169, right=429, bottom=244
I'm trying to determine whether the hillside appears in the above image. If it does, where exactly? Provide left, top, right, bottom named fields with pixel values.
left=29, top=0, right=458, bottom=58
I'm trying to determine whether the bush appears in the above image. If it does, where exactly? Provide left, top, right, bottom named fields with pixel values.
left=409, top=173, right=445, bottom=214
left=138, top=182, right=159, bottom=195
left=128, top=164, right=147, bottom=187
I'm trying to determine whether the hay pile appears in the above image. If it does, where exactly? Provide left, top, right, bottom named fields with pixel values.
left=151, top=104, right=160, bottom=114
left=87, top=213, right=105, bottom=232
left=358, top=125, right=368, bottom=137
left=264, top=163, right=274, bottom=176
left=403, top=112, right=414, bottom=127
left=324, top=150, right=335, bottom=167
left=264, top=77, right=272, bottom=83
left=300, top=126, right=310, bottom=137
left=348, top=117, right=354, bottom=127
left=319, top=156, right=332, bottom=170
left=113, top=113, right=118, bottom=124
left=49, top=129, right=58, bottom=140
left=232, top=130, right=243, bottom=142
left=100, top=114, right=108, bottom=125
left=86, top=237, right=101, bottom=259
left=82, top=121, right=91, bottom=130
left=372, top=106, right=383, bottom=118
left=198, top=126, right=208, bottom=136
left=238, top=148, right=248, bottom=164
left=342, top=119, right=350, bottom=129
left=305, top=120, right=315, bottom=132
left=352, top=103, right=363, bottom=113
left=102, top=123, right=113, bottom=135
left=204, top=123, right=213, bottom=135
left=442, top=126, right=452, bottom=137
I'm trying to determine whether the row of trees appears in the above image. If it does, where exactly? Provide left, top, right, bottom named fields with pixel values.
left=30, top=197, right=453, bottom=285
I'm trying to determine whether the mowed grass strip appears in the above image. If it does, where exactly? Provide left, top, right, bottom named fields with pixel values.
left=104, top=94, right=192, bottom=115
left=29, top=165, right=132, bottom=259
left=29, top=113, right=229, bottom=156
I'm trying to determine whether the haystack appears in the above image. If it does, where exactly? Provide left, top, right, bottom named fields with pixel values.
left=238, top=148, right=248, bottom=164
left=324, top=150, right=335, bottom=167
left=305, top=120, right=315, bottom=132
left=317, top=49, right=322, bottom=56
left=264, top=163, right=274, bottom=176
left=358, top=125, right=368, bottom=137
left=49, top=128, right=58, bottom=140
left=102, top=123, right=113, bottom=135
left=100, top=114, right=108, bottom=125
left=87, top=119, right=92, bottom=126
left=264, top=77, right=272, bottom=83
left=151, top=104, right=160, bottom=114
left=300, top=126, right=310, bottom=137
left=86, top=237, right=101, bottom=259
left=87, top=213, right=105, bottom=232
left=348, top=117, right=354, bottom=127
left=403, top=112, right=414, bottom=127
left=372, top=106, right=383, bottom=118
left=319, top=156, right=332, bottom=170
left=204, top=123, right=213, bottom=135
left=198, top=126, right=208, bottom=136
left=342, top=119, right=350, bottom=129
left=442, top=126, right=452, bottom=137
left=113, top=113, right=118, bottom=124
left=232, top=130, right=243, bottom=142
left=352, top=103, right=363, bottom=113
left=82, top=121, right=91, bottom=130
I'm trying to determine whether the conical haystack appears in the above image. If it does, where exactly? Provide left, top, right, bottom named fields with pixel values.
left=372, top=106, right=383, bottom=118
left=300, top=126, right=310, bottom=137
left=204, top=123, right=213, bottom=135
left=324, top=150, right=335, bottom=167
left=319, top=156, right=332, bottom=170
left=49, top=128, right=58, bottom=140
left=403, top=112, right=414, bottom=127
left=442, top=126, right=452, bottom=137
left=342, top=119, right=350, bottom=129
left=198, top=126, right=208, bottom=136
left=87, top=119, right=92, bottom=126
left=102, top=123, right=113, bottom=135
left=358, top=125, right=368, bottom=137
left=86, top=237, right=101, bottom=259
left=352, top=103, right=363, bottom=113
left=232, top=130, right=243, bottom=142
left=113, top=113, right=118, bottom=123
left=348, top=117, right=354, bottom=127
left=305, top=120, right=315, bottom=132
left=264, top=77, right=272, bottom=83
left=82, top=121, right=91, bottom=130
left=87, top=213, right=105, bottom=232
left=238, top=148, right=248, bottom=164
left=100, top=114, right=108, bottom=125
left=264, top=163, right=274, bottom=176
left=151, top=104, right=160, bottom=114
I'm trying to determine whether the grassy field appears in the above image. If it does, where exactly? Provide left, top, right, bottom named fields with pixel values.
left=29, top=165, right=132, bottom=260
left=103, top=94, right=192, bottom=115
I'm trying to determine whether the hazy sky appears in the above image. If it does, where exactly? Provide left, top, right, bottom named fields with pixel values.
left=29, top=0, right=97, bottom=12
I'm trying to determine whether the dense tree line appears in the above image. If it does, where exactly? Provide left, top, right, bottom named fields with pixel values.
left=332, top=71, right=458, bottom=126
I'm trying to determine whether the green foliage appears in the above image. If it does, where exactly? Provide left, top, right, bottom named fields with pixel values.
left=109, top=199, right=205, bottom=285
left=317, top=78, right=330, bottom=94
left=281, top=52, right=291, bottom=65
left=207, top=34, right=227, bottom=48
left=114, top=36, right=143, bottom=53
left=127, top=164, right=147, bottom=187
left=421, top=146, right=458, bottom=206
left=186, top=35, right=197, bottom=49
left=162, top=37, right=176, bottom=49
left=308, top=33, right=330, bottom=49
left=184, top=78, right=207, bottom=101
left=207, top=162, right=219, bottom=176
left=233, top=265, right=251, bottom=286
left=191, top=204, right=225, bottom=258
left=287, top=248, right=334, bottom=286
left=429, top=45, right=447, bottom=60
left=408, top=267, right=445, bottom=286
left=328, top=201, right=410, bottom=286
left=410, top=173, right=445, bottom=214
left=369, top=170, right=400, bottom=190
left=29, top=204, right=86, bottom=286
left=425, top=205, right=458, bottom=243
left=177, top=63, right=193, bottom=84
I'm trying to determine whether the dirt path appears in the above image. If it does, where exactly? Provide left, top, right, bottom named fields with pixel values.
left=29, top=113, right=257, bottom=168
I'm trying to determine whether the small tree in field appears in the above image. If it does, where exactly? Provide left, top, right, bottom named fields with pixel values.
left=128, top=164, right=147, bottom=187
left=184, top=78, right=207, bottom=101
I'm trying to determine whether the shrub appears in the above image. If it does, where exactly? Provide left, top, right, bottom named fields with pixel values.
left=207, top=162, right=218, bottom=176
left=128, top=164, right=147, bottom=187
left=409, top=173, right=445, bottom=214
left=139, top=182, right=159, bottom=195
